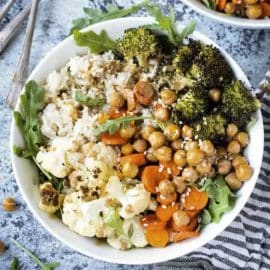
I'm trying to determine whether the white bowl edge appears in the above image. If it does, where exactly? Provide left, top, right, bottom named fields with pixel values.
left=10, top=17, right=264, bottom=265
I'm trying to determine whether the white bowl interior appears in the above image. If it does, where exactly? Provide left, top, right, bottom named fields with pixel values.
left=181, top=0, right=270, bottom=29
left=10, top=17, right=264, bottom=264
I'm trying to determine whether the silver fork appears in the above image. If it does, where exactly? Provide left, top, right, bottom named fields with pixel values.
left=6, top=0, right=39, bottom=109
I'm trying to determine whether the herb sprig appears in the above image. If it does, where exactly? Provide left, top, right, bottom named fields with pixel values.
left=11, top=257, right=20, bottom=270
left=201, top=0, right=216, bottom=10
left=70, top=0, right=150, bottom=34
left=11, top=239, right=60, bottom=270
left=74, top=91, right=106, bottom=107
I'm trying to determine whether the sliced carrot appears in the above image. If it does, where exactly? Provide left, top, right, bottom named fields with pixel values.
left=108, top=108, right=126, bottom=119
left=156, top=203, right=179, bottom=222
left=156, top=192, right=177, bottom=206
left=172, top=230, right=199, bottom=243
left=217, top=0, right=227, bottom=11
left=134, top=81, right=154, bottom=106
left=140, top=214, right=167, bottom=230
left=141, top=166, right=169, bottom=193
left=145, top=228, right=170, bottom=247
left=185, top=209, right=200, bottom=219
left=119, top=153, right=147, bottom=166
left=101, top=132, right=126, bottom=145
left=183, top=187, right=208, bottom=211
left=261, top=2, right=270, bottom=17
left=160, top=161, right=181, bottom=177
left=171, top=216, right=198, bottom=232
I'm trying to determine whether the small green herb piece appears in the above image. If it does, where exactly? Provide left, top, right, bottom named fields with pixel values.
left=70, top=0, right=150, bottom=33
left=74, top=91, right=106, bottom=107
left=104, top=208, right=125, bottom=235
left=73, top=29, right=117, bottom=54
left=247, top=116, right=257, bottom=132
left=201, top=0, right=216, bottom=10
left=11, top=239, right=60, bottom=270
left=147, top=5, right=196, bottom=45
left=127, top=223, right=134, bottom=238
left=11, top=257, right=20, bottom=270
left=94, top=115, right=152, bottom=136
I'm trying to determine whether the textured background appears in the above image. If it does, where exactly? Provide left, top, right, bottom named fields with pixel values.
left=0, top=0, right=270, bottom=269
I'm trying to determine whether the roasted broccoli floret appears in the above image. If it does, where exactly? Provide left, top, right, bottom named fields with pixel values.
left=189, top=45, right=234, bottom=88
left=172, top=40, right=201, bottom=74
left=117, top=27, right=159, bottom=67
left=193, top=114, right=227, bottom=142
left=221, top=80, right=260, bottom=128
left=172, top=89, right=208, bottom=122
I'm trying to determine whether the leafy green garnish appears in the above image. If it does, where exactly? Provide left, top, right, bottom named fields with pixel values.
left=147, top=5, right=196, bottom=45
left=103, top=208, right=125, bottom=235
left=94, top=115, right=152, bottom=136
left=201, top=0, right=216, bottom=10
left=74, top=91, right=106, bottom=107
left=11, top=257, right=20, bottom=270
left=73, top=29, right=117, bottom=54
left=199, top=176, right=237, bottom=223
left=247, top=116, right=257, bottom=132
left=11, top=239, right=60, bottom=270
left=13, top=80, right=45, bottom=158
left=70, top=0, right=150, bottom=33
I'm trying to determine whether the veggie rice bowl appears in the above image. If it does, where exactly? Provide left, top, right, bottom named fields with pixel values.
left=10, top=17, right=264, bottom=264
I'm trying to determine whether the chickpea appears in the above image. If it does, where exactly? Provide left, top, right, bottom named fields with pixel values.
left=0, top=240, right=5, bottom=253
left=186, top=149, right=204, bottom=166
left=172, top=210, right=190, bottom=227
left=184, top=141, right=199, bottom=151
left=227, top=140, right=241, bottom=154
left=182, top=167, right=199, bottom=182
left=160, top=89, right=177, bottom=105
left=158, top=180, right=176, bottom=197
left=217, top=159, right=232, bottom=175
left=154, top=107, right=170, bottom=121
left=208, top=88, right=221, bottom=102
left=164, top=124, right=181, bottom=141
left=171, top=139, right=183, bottom=151
left=141, top=125, right=155, bottom=140
left=200, top=140, right=215, bottom=156
left=232, top=154, right=247, bottom=168
left=246, top=4, right=262, bottom=19
left=156, top=146, right=172, bottom=162
left=97, top=112, right=110, bottom=124
left=226, top=123, right=238, bottom=138
left=122, top=162, right=139, bottom=178
left=244, top=0, right=258, bottom=4
left=196, top=160, right=212, bottom=176
left=236, top=132, right=249, bottom=148
left=2, top=197, right=16, bottom=212
left=225, top=173, right=242, bottom=190
left=216, top=146, right=227, bottom=159
left=182, top=125, right=193, bottom=139
left=235, top=163, right=253, bottom=181
left=109, top=92, right=125, bottom=108
left=224, top=2, right=236, bottom=14
left=121, top=144, right=134, bottom=155
left=133, top=139, right=147, bottom=153
left=174, top=150, right=187, bottom=167
left=119, top=125, right=137, bottom=139
left=173, top=176, right=187, bottom=193
left=148, top=131, right=166, bottom=149
left=146, top=147, right=158, bottom=162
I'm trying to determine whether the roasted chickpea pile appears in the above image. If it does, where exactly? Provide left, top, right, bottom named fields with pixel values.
left=202, top=0, right=270, bottom=19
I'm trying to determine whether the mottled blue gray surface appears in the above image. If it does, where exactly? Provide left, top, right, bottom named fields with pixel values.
left=0, top=0, right=270, bottom=269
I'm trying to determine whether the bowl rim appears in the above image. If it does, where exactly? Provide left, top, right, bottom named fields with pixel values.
left=181, top=0, right=270, bottom=29
left=9, top=16, right=264, bottom=264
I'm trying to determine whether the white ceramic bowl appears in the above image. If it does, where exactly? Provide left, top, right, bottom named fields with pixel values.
left=10, top=17, right=264, bottom=264
left=181, top=0, right=270, bottom=29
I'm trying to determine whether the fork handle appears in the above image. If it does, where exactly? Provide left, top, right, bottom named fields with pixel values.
left=6, top=0, right=39, bottom=109
left=0, top=0, right=16, bottom=22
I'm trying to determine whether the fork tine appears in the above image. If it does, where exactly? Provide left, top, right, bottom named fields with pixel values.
left=0, top=0, right=16, bottom=22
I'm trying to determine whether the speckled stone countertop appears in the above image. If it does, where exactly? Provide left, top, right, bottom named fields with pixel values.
left=0, top=0, right=270, bottom=269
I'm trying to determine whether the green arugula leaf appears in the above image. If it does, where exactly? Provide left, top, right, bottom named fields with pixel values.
left=73, top=29, right=117, bottom=54
left=11, top=257, right=20, bottom=270
left=201, top=0, right=216, bottom=10
left=74, top=91, right=106, bottom=107
left=70, top=0, right=150, bottom=33
left=104, top=207, right=125, bottom=235
left=147, top=5, right=196, bottom=45
left=11, top=239, right=60, bottom=270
